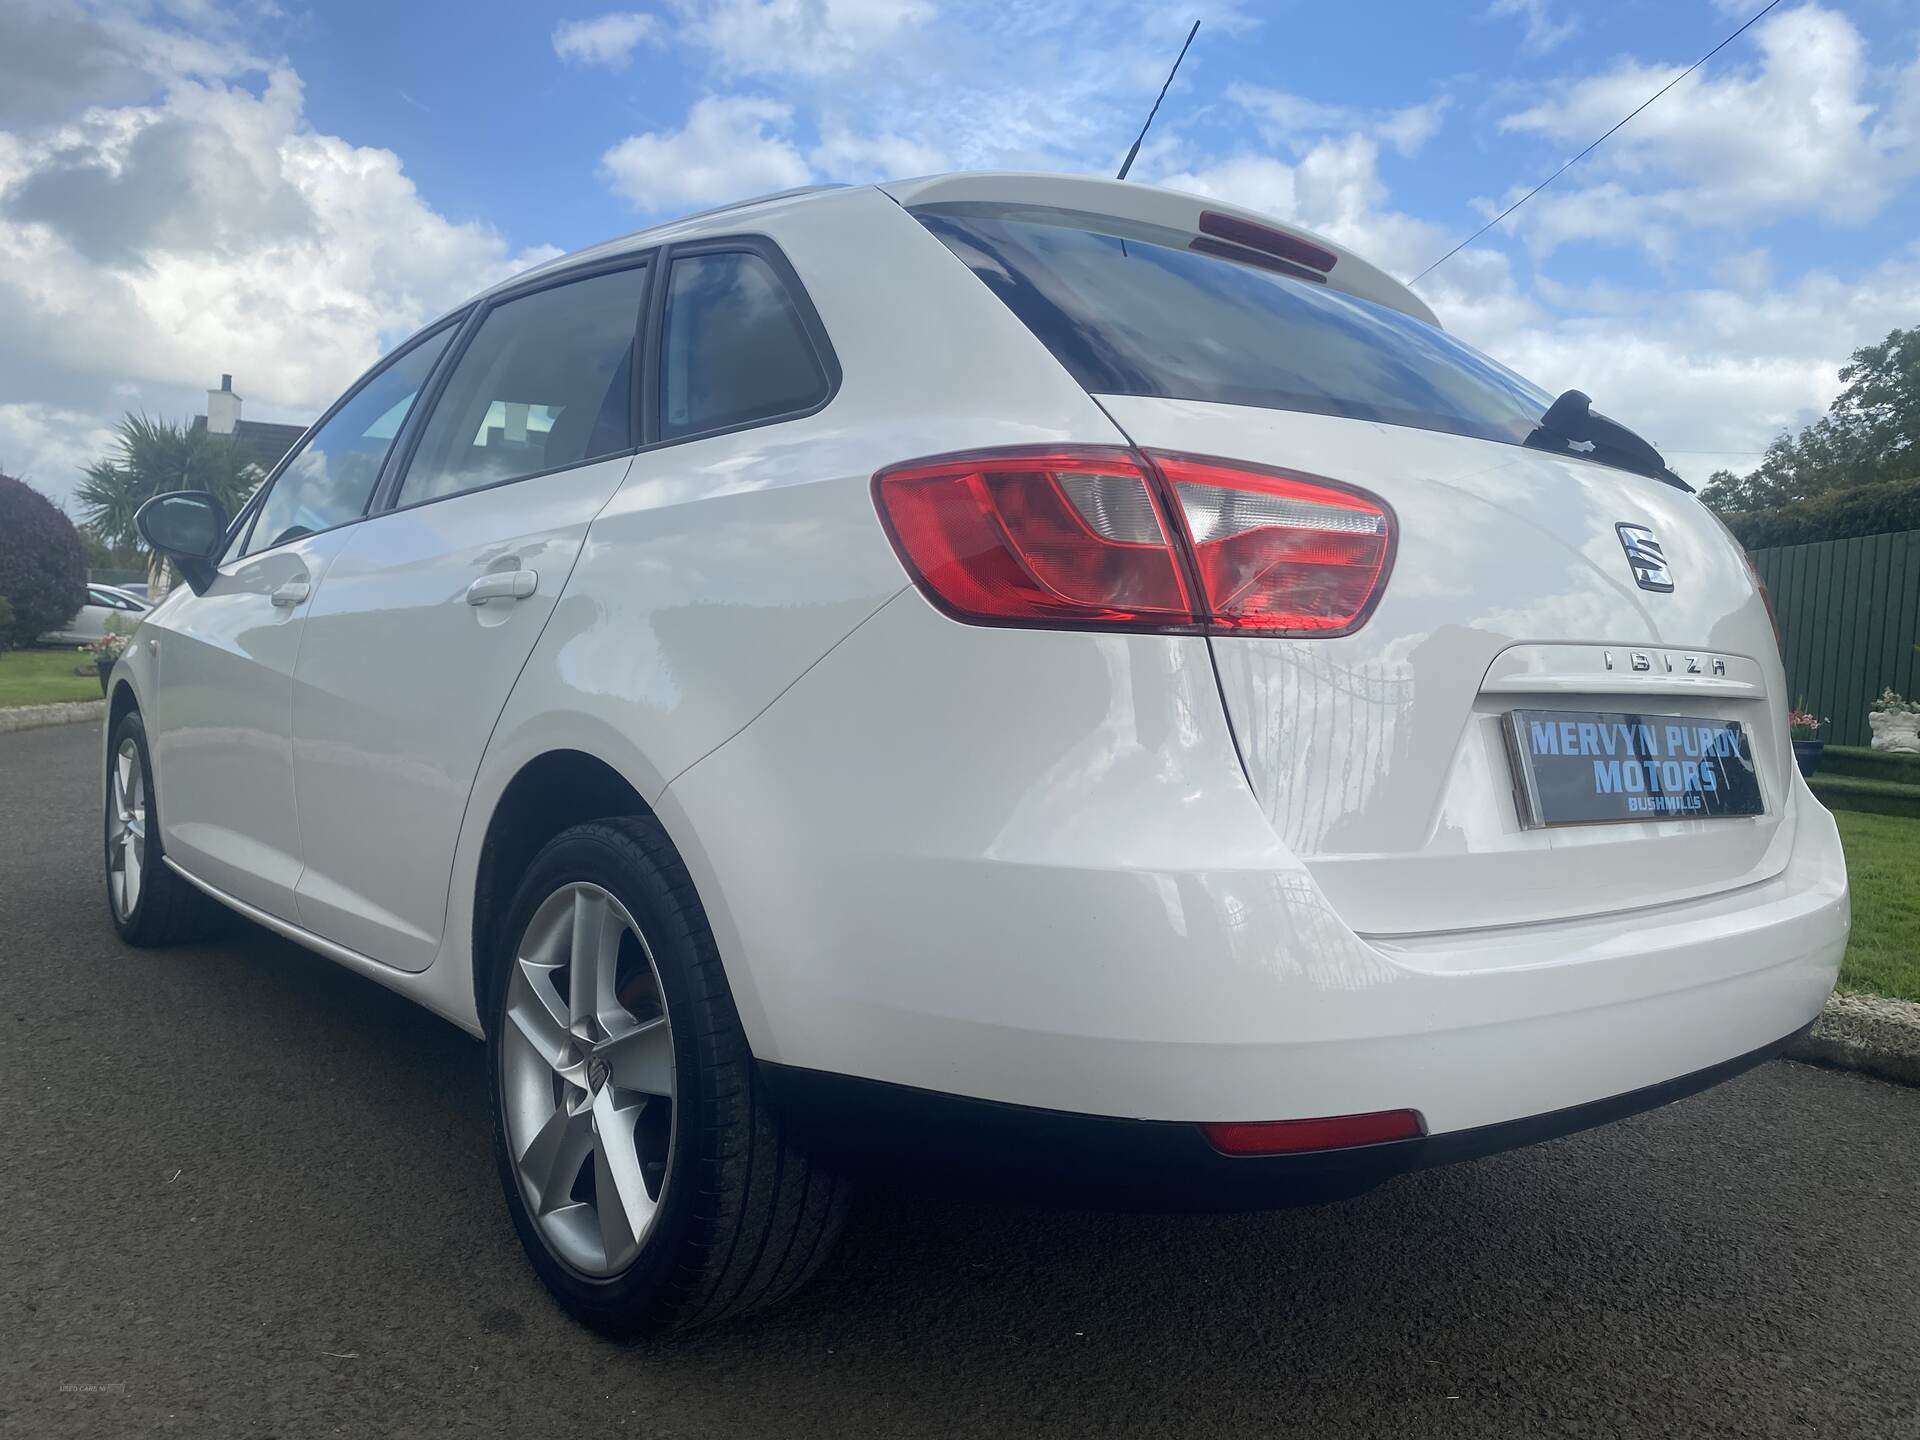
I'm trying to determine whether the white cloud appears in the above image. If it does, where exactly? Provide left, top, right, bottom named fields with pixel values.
left=674, top=0, right=934, bottom=79
left=552, top=12, right=664, bottom=69
left=1451, top=253, right=1920, bottom=478
left=1484, top=0, right=1579, bottom=57
left=0, top=401, right=116, bottom=510
left=0, top=28, right=556, bottom=508
left=599, top=3, right=1261, bottom=210
left=1498, top=3, right=1919, bottom=256
left=599, top=95, right=811, bottom=210
left=1374, top=99, right=1452, bottom=159
left=0, top=0, right=264, bottom=126
left=1231, top=84, right=1452, bottom=159
left=1713, top=248, right=1774, bottom=293
left=808, top=123, right=945, bottom=181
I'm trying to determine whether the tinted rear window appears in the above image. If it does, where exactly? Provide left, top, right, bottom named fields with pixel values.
left=662, top=250, right=833, bottom=441
left=914, top=206, right=1553, bottom=449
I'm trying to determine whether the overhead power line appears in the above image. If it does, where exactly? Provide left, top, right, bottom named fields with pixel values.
left=1408, top=0, right=1783, bottom=286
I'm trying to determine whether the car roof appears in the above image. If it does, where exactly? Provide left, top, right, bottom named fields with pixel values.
left=460, top=172, right=1437, bottom=329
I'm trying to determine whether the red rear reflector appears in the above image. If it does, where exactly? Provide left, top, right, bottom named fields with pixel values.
left=874, top=448, right=1392, bottom=636
left=1201, top=1109, right=1424, bottom=1156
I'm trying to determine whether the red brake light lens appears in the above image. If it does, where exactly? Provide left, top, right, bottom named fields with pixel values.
left=871, top=448, right=1194, bottom=628
left=1154, top=453, right=1392, bottom=635
left=873, top=447, right=1393, bottom=636
left=1201, top=1109, right=1425, bottom=1156
left=1196, top=209, right=1339, bottom=274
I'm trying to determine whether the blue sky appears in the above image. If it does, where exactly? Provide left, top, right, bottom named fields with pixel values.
left=4, top=0, right=1919, bottom=507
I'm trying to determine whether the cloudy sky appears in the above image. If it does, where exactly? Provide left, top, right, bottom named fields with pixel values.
left=3, top=0, right=1918, bottom=510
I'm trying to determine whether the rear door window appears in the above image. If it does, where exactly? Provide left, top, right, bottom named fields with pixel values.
left=395, top=262, right=648, bottom=506
left=660, top=250, right=833, bottom=441
left=914, top=205, right=1554, bottom=449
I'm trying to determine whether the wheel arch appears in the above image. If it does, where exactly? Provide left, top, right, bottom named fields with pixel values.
left=108, top=676, right=140, bottom=732
left=470, top=748, right=655, bottom=1033
left=103, top=676, right=141, bottom=810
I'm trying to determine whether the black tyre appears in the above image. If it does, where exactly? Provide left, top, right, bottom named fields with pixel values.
left=104, top=709, right=228, bottom=946
left=487, top=816, right=848, bottom=1336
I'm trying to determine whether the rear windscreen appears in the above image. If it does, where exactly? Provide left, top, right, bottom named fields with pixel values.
left=914, top=205, right=1554, bottom=450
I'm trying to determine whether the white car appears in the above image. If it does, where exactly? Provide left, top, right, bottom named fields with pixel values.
left=110, top=173, right=1849, bottom=1335
left=46, top=583, right=148, bottom=645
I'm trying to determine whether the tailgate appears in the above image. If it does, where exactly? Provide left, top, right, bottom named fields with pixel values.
left=1100, top=395, right=1796, bottom=937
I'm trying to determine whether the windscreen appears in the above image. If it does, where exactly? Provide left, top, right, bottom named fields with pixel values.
left=914, top=204, right=1556, bottom=451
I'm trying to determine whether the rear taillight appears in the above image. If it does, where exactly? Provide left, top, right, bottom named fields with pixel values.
left=1153, top=453, right=1393, bottom=634
left=872, top=447, right=1393, bottom=636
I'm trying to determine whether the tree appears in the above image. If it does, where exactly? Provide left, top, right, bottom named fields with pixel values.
left=0, top=472, right=89, bottom=643
left=77, top=414, right=264, bottom=591
left=78, top=523, right=141, bottom=573
left=1700, top=327, right=1920, bottom=514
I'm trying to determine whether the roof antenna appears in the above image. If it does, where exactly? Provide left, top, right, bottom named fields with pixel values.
left=1117, top=19, right=1199, bottom=180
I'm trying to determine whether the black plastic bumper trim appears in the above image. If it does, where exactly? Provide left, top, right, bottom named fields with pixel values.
left=757, top=1022, right=1813, bottom=1210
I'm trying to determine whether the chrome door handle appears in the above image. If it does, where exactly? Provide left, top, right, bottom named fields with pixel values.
left=270, top=579, right=310, bottom=608
left=465, top=569, right=538, bottom=605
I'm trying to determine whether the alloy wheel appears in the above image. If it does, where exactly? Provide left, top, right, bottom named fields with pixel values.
left=500, top=882, right=676, bottom=1277
left=108, top=738, right=146, bottom=919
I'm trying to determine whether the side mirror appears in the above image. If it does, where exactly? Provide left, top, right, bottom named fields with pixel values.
left=135, top=491, right=229, bottom=596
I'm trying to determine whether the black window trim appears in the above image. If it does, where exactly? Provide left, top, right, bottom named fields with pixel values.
left=370, top=251, right=658, bottom=519
left=223, top=310, right=470, bottom=564
left=642, top=233, right=842, bottom=453
left=218, top=231, right=840, bottom=552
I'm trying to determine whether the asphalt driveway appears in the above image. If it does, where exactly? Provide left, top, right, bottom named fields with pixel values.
left=3, top=720, right=1917, bottom=1438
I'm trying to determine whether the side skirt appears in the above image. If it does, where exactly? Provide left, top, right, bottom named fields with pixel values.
left=162, top=857, right=486, bottom=1037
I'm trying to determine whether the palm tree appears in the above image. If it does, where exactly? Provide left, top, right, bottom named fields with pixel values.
left=77, top=415, right=265, bottom=594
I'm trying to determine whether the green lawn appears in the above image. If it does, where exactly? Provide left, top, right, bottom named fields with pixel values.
left=1834, top=809, right=1920, bottom=1003
left=0, top=646, right=102, bottom=708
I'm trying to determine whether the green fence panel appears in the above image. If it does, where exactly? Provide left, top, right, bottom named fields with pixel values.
left=1750, top=527, right=1920, bottom=746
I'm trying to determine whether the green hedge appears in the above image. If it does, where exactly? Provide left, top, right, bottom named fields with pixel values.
left=1718, top=477, right=1920, bottom=549
left=1809, top=772, right=1920, bottom=820
left=1819, top=745, right=1920, bottom=783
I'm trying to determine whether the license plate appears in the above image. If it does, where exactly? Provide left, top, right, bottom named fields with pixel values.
left=1504, top=709, right=1764, bottom=828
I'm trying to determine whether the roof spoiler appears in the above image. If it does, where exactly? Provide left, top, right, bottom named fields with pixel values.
left=880, top=172, right=1439, bottom=328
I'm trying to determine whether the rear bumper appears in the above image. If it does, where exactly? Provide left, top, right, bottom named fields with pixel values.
left=663, top=593, right=1850, bottom=1143
left=760, top=1021, right=1813, bottom=1208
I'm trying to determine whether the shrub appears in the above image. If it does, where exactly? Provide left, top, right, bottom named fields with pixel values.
left=0, top=473, right=88, bottom=642
left=0, top=594, right=14, bottom=653
left=1719, top=476, right=1920, bottom=549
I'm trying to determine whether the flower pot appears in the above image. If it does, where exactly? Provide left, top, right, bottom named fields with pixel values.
left=1884, top=713, right=1920, bottom=755
left=1791, top=739, right=1825, bottom=777
left=95, top=654, right=113, bottom=696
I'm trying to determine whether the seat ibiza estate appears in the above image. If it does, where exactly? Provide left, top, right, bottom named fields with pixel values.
left=110, top=172, right=1849, bottom=1334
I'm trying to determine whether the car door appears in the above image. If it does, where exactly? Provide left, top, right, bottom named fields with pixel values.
left=146, top=321, right=459, bottom=920
left=287, top=259, right=652, bottom=971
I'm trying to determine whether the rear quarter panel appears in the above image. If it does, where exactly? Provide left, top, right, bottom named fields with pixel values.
left=440, top=186, right=1137, bottom=1023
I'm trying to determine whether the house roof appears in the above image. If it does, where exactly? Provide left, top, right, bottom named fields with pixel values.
left=189, top=414, right=308, bottom=473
